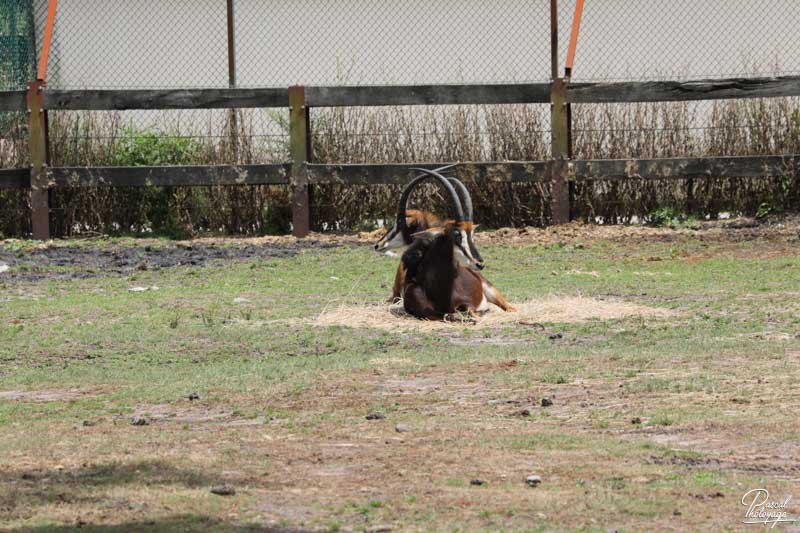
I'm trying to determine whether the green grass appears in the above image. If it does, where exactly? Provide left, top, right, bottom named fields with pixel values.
left=1, top=232, right=799, bottom=531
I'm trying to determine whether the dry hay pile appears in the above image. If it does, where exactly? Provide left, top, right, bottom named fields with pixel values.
left=312, top=296, right=674, bottom=332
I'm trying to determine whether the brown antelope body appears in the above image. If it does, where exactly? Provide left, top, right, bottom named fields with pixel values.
left=401, top=222, right=488, bottom=319
left=387, top=218, right=514, bottom=311
left=379, top=167, right=514, bottom=318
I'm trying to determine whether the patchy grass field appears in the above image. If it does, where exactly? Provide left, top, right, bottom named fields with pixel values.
left=1, top=218, right=800, bottom=532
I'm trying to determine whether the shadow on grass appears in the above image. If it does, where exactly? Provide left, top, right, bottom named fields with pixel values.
left=6, top=514, right=311, bottom=532
left=0, top=460, right=239, bottom=520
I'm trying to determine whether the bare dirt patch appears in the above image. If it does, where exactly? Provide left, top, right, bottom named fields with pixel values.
left=0, top=389, right=93, bottom=402
left=473, top=214, right=800, bottom=247
left=0, top=238, right=338, bottom=282
left=311, top=296, right=675, bottom=331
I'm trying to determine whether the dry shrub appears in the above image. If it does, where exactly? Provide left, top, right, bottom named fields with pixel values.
left=0, top=112, right=30, bottom=236
left=310, top=104, right=552, bottom=230
left=40, top=109, right=292, bottom=237
left=571, top=98, right=800, bottom=222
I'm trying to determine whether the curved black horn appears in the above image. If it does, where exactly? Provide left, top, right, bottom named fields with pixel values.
left=397, top=167, right=464, bottom=231
left=447, top=178, right=473, bottom=222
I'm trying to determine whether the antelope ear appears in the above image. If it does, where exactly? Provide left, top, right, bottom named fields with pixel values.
left=411, top=228, right=444, bottom=241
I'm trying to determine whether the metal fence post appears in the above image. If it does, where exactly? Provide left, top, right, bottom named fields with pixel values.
left=289, top=85, right=310, bottom=237
left=226, top=0, right=239, bottom=161
left=27, top=79, right=49, bottom=240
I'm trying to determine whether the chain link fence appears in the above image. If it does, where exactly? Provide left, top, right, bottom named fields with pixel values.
left=37, top=0, right=551, bottom=89
left=31, top=0, right=800, bottom=90
left=558, top=0, right=799, bottom=82
left=3, top=1, right=799, bottom=235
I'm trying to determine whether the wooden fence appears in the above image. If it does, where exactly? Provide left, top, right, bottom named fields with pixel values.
left=2, top=75, right=800, bottom=239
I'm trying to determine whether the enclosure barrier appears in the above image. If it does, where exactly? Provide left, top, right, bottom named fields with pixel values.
left=2, top=0, right=799, bottom=239
left=1, top=74, right=799, bottom=239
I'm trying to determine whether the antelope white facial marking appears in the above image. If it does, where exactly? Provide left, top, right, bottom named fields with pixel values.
left=383, top=229, right=406, bottom=250
left=460, top=231, right=474, bottom=260
left=454, top=246, right=470, bottom=267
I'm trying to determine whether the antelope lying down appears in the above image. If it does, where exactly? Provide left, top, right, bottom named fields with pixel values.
left=375, top=168, right=514, bottom=319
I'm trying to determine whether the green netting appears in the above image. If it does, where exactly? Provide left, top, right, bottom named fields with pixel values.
left=0, top=0, right=34, bottom=141
left=0, top=0, right=35, bottom=90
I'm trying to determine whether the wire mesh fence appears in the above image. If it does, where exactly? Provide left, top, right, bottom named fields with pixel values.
left=36, top=0, right=552, bottom=89
left=22, top=0, right=800, bottom=162
left=557, top=0, right=800, bottom=83
left=30, top=0, right=800, bottom=90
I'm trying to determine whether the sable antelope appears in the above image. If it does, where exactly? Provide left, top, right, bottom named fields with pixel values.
left=375, top=170, right=484, bottom=299
left=396, top=169, right=515, bottom=318
left=376, top=168, right=514, bottom=311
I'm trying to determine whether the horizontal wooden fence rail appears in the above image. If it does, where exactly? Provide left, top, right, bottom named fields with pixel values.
left=44, top=164, right=292, bottom=187
left=2, top=156, right=796, bottom=190
left=43, top=88, right=289, bottom=110
left=0, top=168, right=30, bottom=189
left=305, top=162, right=555, bottom=185
left=304, top=84, right=552, bottom=107
left=567, top=76, right=800, bottom=103
left=572, top=155, right=799, bottom=181
left=0, top=90, right=26, bottom=111
left=2, top=76, right=799, bottom=112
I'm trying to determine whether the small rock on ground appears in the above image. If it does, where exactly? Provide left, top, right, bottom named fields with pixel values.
left=130, top=416, right=149, bottom=426
left=526, top=475, right=542, bottom=487
left=210, top=485, right=236, bottom=496
left=541, top=397, right=553, bottom=407
left=366, top=412, right=386, bottom=420
left=395, top=423, right=409, bottom=433
left=470, top=479, right=486, bottom=486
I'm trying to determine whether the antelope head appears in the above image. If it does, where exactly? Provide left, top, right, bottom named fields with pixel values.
left=375, top=167, right=483, bottom=269
left=373, top=209, right=439, bottom=255
left=394, top=167, right=484, bottom=270
left=374, top=165, right=455, bottom=255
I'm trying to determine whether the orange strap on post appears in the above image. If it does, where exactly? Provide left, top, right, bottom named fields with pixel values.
left=564, top=0, right=584, bottom=78
left=37, top=0, right=59, bottom=81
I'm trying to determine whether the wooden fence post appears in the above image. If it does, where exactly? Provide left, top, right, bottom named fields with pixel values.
left=289, top=85, right=310, bottom=237
left=549, top=0, right=571, bottom=225
left=27, top=79, right=49, bottom=240
left=550, top=78, right=571, bottom=225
